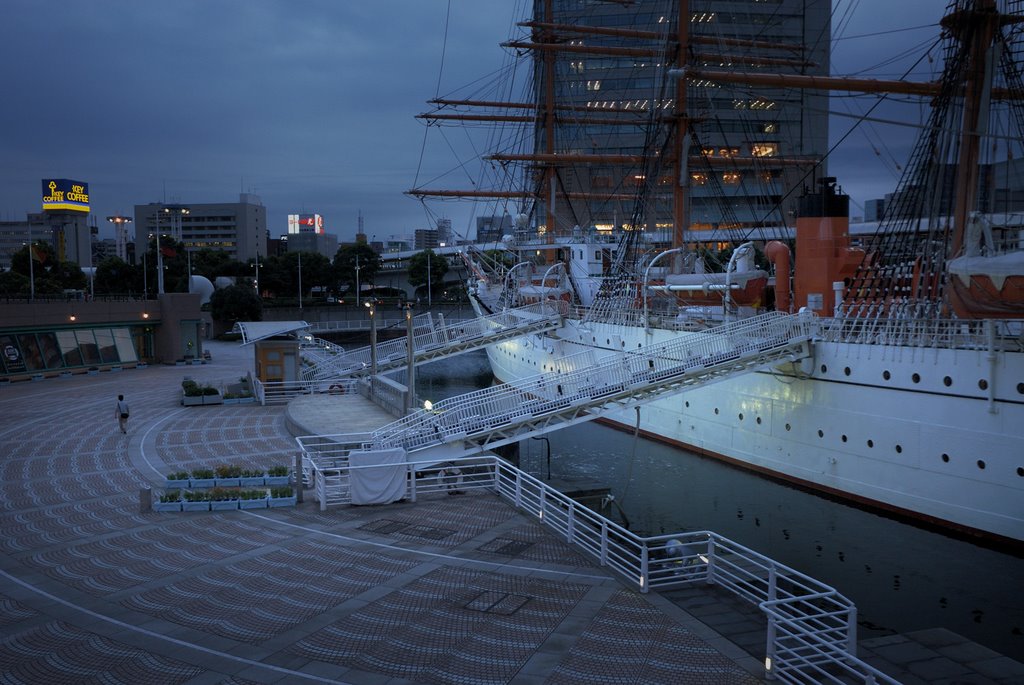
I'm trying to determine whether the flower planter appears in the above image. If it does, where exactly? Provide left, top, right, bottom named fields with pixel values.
left=182, top=501, right=210, bottom=512
left=264, top=476, right=290, bottom=486
left=268, top=495, right=297, bottom=508
left=153, top=500, right=182, bottom=512
left=182, top=395, right=205, bottom=406
left=190, top=478, right=215, bottom=488
left=237, top=397, right=255, bottom=404
left=223, top=398, right=239, bottom=405
left=239, top=498, right=268, bottom=510
left=210, top=499, right=239, bottom=511
left=240, top=476, right=265, bottom=487
left=165, top=479, right=190, bottom=489
left=214, top=478, right=240, bottom=487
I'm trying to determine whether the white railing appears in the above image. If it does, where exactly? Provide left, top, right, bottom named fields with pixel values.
left=360, top=311, right=813, bottom=454
left=253, top=377, right=357, bottom=405
left=823, top=313, right=1023, bottom=352
left=296, top=452, right=892, bottom=684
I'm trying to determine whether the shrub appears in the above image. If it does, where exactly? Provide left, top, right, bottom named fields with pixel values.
left=191, top=468, right=215, bottom=480
left=159, top=492, right=182, bottom=503
left=240, top=468, right=264, bottom=478
left=270, top=486, right=293, bottom=498
left=215, top=464, right=242, bottom=478
left=183, top=490, right=209, bottom=502
left=209, top=487, right=238, bottom=501
left=167, top=471, right=190, bottom=481
left=239, top=489, right=267, bottom=500
left=202, top=386, right=220, bottom=396
left=267, top=465, right=289, bottom=477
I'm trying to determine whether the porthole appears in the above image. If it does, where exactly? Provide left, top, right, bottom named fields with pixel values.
left=844, top=367, right=851, bottom=376
left=943, top=376, right=952, bottom=387
left=817, top=429, right=824, bottom=438
left=738, top=413, right=744, bottom=421
left=820, top=364, right=828, bottom=374
left=895, top=444, right=903, bottom=454
left=1017, top=467, right=1023, bottom=477
left=941, top=453, right=950, bottom=463
left=714, top=408, right=719, bottom=415
left=883, top=370, right=891, bottom=381
left=867, top=439, right=874, bottom=448
left=606, top=339, right=610, bottom=345
left=756, top=417, right=762, bottom=425
left=1018, top=382, right=1024, bottom=394
left=785, top=423, right=791, bottom=431
left=912, top=373, right=920, bottom=384
left=621, top=340, right=625, bottom=347
left=978, top=379, right=989, bottom=390
left=977, top=459, right=986, bottom=470
left=841, top=435, right=848, bottom=443
left=684, top=401, right=690, bottom=408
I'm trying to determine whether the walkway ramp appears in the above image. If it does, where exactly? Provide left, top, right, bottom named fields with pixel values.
left=299, top=311, right=816, bottom=481
left=300, top=301, right=566, bottom=381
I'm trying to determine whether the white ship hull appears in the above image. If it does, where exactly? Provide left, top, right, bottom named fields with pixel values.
left=477, top=308, right=1024, bottom=544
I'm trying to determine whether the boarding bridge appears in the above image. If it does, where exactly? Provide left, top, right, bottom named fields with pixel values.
left=298, top=311, right=816, bottom=507
left=300, top=301, right=566, bottom=382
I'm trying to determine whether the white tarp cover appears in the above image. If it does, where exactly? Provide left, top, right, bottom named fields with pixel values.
left=948, top=252, right=1024, bottom=290
left=233, top=321, right=310, bottom=345
left=348, top=448, right=407, bottom=505
left=664, top=270, right=768, bottom=287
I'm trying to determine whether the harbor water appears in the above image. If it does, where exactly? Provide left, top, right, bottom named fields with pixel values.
left=413, top=348, right=1024, bottom=659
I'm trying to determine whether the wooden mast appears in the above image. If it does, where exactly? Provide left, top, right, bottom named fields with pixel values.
left=672, top=0, right=689, bottom=252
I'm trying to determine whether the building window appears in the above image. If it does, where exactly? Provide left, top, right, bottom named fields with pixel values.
left=722, top=172, right=741, bottom=185
left=751, top=142, right=778, bottom=157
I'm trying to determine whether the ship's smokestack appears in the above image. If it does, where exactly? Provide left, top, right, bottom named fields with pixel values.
left=793, top=178, right=863, bottom=316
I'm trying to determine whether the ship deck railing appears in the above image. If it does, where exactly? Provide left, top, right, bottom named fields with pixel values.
left=296, top=451, right=895, bottom=684
left=822, top=312, right=1024, bottom=351
left=299, top=301, right=567, bottom=382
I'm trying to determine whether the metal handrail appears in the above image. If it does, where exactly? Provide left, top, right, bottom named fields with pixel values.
left=296, top=452, right=886, bottom=683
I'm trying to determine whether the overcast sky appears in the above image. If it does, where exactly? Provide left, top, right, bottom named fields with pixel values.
left=0, top=0, right=951, bottom=244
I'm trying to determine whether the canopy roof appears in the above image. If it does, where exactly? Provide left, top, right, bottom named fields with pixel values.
left=232, top=321, right=310, bottom=345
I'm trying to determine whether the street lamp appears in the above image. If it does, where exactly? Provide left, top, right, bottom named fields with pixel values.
left=105, top=215, right=132, bottom=262
left=365, top=300, right=377, bottom=377
left=163, top=206, right=190, bottom=292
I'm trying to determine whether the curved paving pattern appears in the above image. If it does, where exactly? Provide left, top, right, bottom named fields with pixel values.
left=0, top=340, right=760, bottom=684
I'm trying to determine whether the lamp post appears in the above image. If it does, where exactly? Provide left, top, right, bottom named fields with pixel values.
left=297, top=251, right=303, bottom=310
left=155, top=207, right=164, bottom=295
left=404, top=303, right=414, bottom=414
left=163, top=206, right=190, bottom=292
left=365, top=300, right=377, bottom=377
left=354, top=255, right=361, bottom=308
left=643, top=247, right=683, bottom=332
left=427, top=249, right=432, bottom=308
left=105, top=214, right=132, bottom=262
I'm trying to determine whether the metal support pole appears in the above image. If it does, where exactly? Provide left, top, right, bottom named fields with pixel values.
left=404, top=304, right=414, bottom=414
left=294, top=451, right=304, bottom=503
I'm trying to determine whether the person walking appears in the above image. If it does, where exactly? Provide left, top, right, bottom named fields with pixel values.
left=115, top=394, right=130, bottom=434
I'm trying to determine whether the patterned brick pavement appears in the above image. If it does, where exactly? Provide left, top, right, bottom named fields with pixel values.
left=0, top=340, right=761, bottom=684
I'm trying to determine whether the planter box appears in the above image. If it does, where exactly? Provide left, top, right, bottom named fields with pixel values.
left=214, top=478, right=240, bottom=487
left=182, top=395, right=205, bottom=406
left=165, top=479, right=190, bottom=489
left=264, top=476, right=290, bottom=486
left=110, top=366, right=122, bottom=372
left=237, top=397, right=256, bottom=404
left=240, top=476, right=265, bottom=487
left=153, top=500, right=182, bottom=512
left=223, top=398, right=239, bottom=405
left=268, top=496, right=297, bottom=508
left=182, top=501, right=210, bottom=512
left=239, top=498, right=268, bottom=510
left=210, top=499, right=239, bottom=511
left=190, top=478, right=215, bottom=488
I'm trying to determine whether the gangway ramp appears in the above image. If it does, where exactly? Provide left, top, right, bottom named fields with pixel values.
left=301, top=301, right=566, bottom=382
left=299, top=311, right=817, bottom=503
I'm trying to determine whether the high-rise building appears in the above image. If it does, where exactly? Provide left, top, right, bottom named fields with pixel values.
left=133, top=194, right=266, bottom=264
left=530, top=1, right=831, bottom=235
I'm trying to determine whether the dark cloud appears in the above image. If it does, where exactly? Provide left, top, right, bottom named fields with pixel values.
left=0, top=0, right=951, bottom=239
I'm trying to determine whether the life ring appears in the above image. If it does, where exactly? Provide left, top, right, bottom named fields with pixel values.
left=328, top=383, right=346, bottom=395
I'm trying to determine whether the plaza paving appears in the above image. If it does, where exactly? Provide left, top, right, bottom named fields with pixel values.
left=0, top=340, right=763, bottom=684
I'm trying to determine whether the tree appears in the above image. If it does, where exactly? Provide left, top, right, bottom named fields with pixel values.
left=9, top=243, right=86, bottom=294
left=408, top=249, right=449, bottom=298
left=210, top=284, right=262, bottom=325
left=284, top=251, right=332, bottom=298
left=333, top=243, right=381, bottom=295
left=94, top=256, right=135, bottom=295
left=0, top=270, right=29, bottom=296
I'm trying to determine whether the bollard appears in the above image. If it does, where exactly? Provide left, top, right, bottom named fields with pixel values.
left=294, top=452, right=304, bottom=504
left=139, top=487, right=152, bottom=513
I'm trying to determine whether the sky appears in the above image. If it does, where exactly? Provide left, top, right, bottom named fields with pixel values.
left=0, top=0, right=952, bottom=244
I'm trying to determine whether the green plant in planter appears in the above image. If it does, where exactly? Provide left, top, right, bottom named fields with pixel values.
left=215, top=464, right=242, bottom=479
left=159, top=492, right=182, bottom=503
left=239, top=489, right=266, bottom=500
left=182, top=379, right=203, bottom=397
left=183, top=490, right=209, bottom=502
left=267, top=465, right=289, bottom=477
left=202, top=386, right=220, bottom=396
left=209, top=487, right=238, bottom=501
left=191, top=468, right=215, bottom=480
left=270, top=486, right=294, bottom=498
left=167, top=471, right=190, bottom=481
left=240, top=468, right=263, bottom=478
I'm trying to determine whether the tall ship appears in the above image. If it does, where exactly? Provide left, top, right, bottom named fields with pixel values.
left=410, top=0, right=1024, bottom=546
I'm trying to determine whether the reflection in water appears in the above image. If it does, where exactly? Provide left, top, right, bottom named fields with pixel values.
left=415, top=349, right=1024, bottom=658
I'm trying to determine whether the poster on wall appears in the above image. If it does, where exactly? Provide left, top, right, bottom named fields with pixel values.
left=0, top=335, right=26, bottom=373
